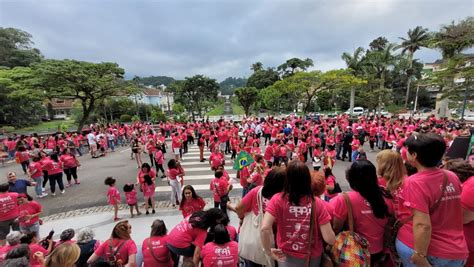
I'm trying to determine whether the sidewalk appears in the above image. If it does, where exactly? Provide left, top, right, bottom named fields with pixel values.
left=39, top=197, right=241, bottom=243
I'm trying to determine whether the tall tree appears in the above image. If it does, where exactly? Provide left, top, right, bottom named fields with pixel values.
left=175, top=75, right=219, bottom=119
left=0, top=67, right=46, bottom=126
left=277, top=58, right=314, bottom=78
left=30, top=59, right=126, bottom=131
left=341, top=47, right=366, bottom=115
left=364, top=43, right=397, bottom=112
left=369, top=37, right=389, bottom=51
left=397, top=26, right=430, bottom=108
left=234, top=87, right=258, bottom=116
left=251, top=62, right=263, bottom=72
left=430, top=17, right=474, bottom=117
left=219, top=77, right=247, bottom=95
left=246, top=68, right=280, bottom=89
left=0, top=28, right=43, bottom=68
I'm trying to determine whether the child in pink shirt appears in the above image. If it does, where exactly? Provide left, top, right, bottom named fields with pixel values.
left=104, top=177, right=121, bottom=221
left=142, top=175, right=156, bottom=215
left=123, top=183, right=141, bottom=218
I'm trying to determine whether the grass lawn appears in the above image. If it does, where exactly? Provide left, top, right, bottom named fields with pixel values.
left=16, top=119, right=76, bottom=134
left=206, top=103, right=225, bottom=116
left=231, top=103, right=245, bottom=115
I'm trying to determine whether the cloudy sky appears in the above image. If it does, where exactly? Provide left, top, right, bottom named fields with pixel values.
left=0, top=0, right=472, bottom=81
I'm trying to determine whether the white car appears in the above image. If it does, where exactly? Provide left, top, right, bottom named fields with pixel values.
left=345, top=107, right=365, bottom=116
left=463, top=113, right=474, bottom=122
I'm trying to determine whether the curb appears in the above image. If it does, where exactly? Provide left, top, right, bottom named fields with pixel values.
left=42, top=197, right=241, bottom=222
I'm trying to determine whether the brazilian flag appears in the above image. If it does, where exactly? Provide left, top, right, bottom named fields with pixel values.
left=233, top=151, right=255, bottom=170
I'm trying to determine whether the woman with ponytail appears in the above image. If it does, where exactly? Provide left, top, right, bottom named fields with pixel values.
left=330, top=160, right=393, bottom=264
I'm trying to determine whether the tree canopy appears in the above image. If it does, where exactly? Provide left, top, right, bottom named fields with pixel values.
left=29, top=59, right=127, bottom=131
left=219, top=77, right=247, bottom=95
left=234, top=87, right=258, bottom=116
left=0, top=28, right=43, bottom=68
left=174, top=75, right=219, bottom=119
left=246, top=67, right=280, bottom=89
left=277, top=57, right=314, bottom=78
left=137, top=75, right=175, bottom=87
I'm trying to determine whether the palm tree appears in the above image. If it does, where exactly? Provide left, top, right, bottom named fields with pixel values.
left=398, top=26, right=430, bottom=108
left=365, top=44, right=397, bottom=113
left=341, top=47, right=365, bottom=115
left=251, top=62, right=263, bottom=72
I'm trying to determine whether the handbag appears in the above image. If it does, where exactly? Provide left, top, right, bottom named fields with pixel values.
left=238, top=188, right=274, bottom=266
left=331, top=193, right=371, bottom=267
left=383, top=171, right=449, bottom=266
left=147, top=238, right=171, bottom=264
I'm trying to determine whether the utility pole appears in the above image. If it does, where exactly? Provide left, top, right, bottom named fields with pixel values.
left=413, top=83, right=420, bottom=112
left=461, top=83, right=470, bottom=120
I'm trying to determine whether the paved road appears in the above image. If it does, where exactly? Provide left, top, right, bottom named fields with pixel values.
left=0, top=140, right=378, bottom=216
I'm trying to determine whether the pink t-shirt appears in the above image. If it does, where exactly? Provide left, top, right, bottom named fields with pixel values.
left=397, top=169, right=468, bottom=259
left=107, top=187, right=121, bottom=205
left=461, top=176, right=474, bottom=253
left=142, top=182, right=156, bottom=197
left=180, top=198, right=206, bottom=218
left=18, top=201, right=42, bottom=227
left=59, top=154, right=77, bottom=168
left=28, top=243, right=47, bottom=267
left=0, top=192, right=19, bottom=221
left=0, top=244, right=18, bottom=262
left=241, top=186, right=269, bottom=216
left=42, top=159, right=63, bottom=175
left=141, top=236, right=173, bottom=267
left=210, top=178, right=229, bottom=202
left=201, top=241, right=239, bottom=267
left=265, top=193, right=331, bottom=259
left=330, top=191, right=393, bottom=254
left=154, top=150, right=164, bottom=165
left=167, top=217, right=208, bottom=249
left=125, top=189, right=138, bottom=205
left=28, top=162, right=43, bottom=179
left=167, top=168, right=181, bottom=180
left=94, top=239, right=137, bottom=266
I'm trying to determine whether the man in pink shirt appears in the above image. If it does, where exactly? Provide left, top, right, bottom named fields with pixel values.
left=396, top=133, right=468, bottom=266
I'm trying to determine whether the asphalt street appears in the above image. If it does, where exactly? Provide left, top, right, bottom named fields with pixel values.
left=0, top=140, right=378, bottom=216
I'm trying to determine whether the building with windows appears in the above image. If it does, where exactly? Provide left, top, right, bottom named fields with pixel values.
left=132, top=88, right=174, bottom=113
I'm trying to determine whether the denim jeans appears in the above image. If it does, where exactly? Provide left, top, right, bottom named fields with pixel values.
left=351, top=151, right=359, bottom=162
left=108, top=140, right=115, bottom=151
left=8, top=150, right=15, bottom=160
left=33, top=176, right=43, bottom=196
left=20, top=222, right=40, bottom=239
left=396, top=239, right=466, bottom=267
left=279, top=254, right=321, bottom=267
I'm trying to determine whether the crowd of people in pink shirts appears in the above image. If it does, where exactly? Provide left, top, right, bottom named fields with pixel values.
left=0, top=113, right=473, bottom=266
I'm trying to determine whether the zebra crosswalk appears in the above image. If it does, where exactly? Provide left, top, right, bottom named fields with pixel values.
left=154, top=144, right=241, bottom=194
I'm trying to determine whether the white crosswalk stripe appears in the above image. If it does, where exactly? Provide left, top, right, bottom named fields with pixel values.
left=155, top=143, right=238, bottom=193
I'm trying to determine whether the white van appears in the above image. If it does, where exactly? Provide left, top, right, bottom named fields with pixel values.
left=345, top=107, right=365, bottom=116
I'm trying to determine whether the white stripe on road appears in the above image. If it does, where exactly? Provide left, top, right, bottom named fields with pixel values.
left=120, top=148, right=131, bottom=153
left=155, top=183, right=242, bottom=192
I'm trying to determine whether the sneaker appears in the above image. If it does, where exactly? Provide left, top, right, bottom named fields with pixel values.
left=114, top=217, right=121, bottom=222
left=152, top=209, right=155, bottom=214
left=146, top=211, right=149, bottom=215
left=42, top=188, right=46, bottom=192
left=51, top=193, right=56, bottom=197
left=65, top=183, right=71, bottom=188
left=40, top=193, right=48, bottom=198
left=131, top=214, right=135, bottom=218
left=61, top=190, right=65, bottom=194
left=75, top=180, right=80, bottom=184
left=137, top=212, right=142, bottom=216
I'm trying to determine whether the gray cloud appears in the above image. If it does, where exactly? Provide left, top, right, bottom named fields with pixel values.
left=0, top=0, right=472, bottom=81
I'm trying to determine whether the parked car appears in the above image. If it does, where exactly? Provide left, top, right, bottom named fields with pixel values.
left=419, top=107, right=432, bottom=113
left=463, top=113, right=474, bottom=122
left=344, top=107, right=365, bottom=116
